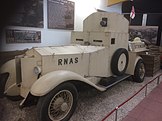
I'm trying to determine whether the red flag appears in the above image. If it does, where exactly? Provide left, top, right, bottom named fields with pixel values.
left=130, top=0, right=135, bottom=19
left=130, top=5, right=135, bottom=19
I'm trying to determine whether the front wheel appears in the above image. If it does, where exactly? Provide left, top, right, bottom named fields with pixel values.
left=37, top=82, right=78, bottom=121
left=133, top=59, right=145, bottom=83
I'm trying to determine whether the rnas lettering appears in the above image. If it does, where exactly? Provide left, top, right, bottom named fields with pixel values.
left=58, top=57, right=79, bottom=65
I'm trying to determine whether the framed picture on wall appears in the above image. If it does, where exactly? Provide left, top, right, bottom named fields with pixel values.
left=8, top=0, right=43, bottom=28
left=129, top=26, right=158, bottom=45
left=47, top=0, right=75, bottom=30
left=6, top=29, right=41, bottom=43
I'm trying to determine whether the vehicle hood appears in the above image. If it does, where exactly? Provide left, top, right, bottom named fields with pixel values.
left=32, top=45, right=105, bottom=56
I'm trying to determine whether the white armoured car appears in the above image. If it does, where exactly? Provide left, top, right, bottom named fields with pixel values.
left=0, top=12, right=147, bottom=121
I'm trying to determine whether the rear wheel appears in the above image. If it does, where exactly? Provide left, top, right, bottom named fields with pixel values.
left=37, top=82, right=78, bottom=121
left=133, top=59, right=145, bottom=83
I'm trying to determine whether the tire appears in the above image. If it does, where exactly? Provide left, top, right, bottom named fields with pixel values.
left=133, top=59, right=145, bottom=83
left=0, top=73, right=9, bottom=98
left=37, top=82, right=78, bottom=121
left=111, top=48, right=129, bottom=76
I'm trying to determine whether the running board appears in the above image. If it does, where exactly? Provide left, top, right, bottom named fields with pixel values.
left=98, top=74, right=131, bottom=89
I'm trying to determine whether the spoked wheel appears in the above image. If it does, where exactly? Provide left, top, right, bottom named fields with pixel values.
left=48, top=90, right=73, bottom=120
left=133, top=59, right=145, bottom=83
left=37, top=83, right=78, bottom=121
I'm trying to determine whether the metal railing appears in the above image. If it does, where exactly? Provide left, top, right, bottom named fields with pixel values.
left=101, top=73, right=162, bottom=121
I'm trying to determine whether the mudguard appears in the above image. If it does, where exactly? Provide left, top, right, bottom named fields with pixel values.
left=133, top=56, right=143, bottom=74
left=126, top=55, right=142, bottom=75
left=30, top=70, right=106, bottom=96
left=0, top=59, right=20, bottom=96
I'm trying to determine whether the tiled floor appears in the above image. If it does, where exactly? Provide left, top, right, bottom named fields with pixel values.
left=122, top=82, right=162, bottom=121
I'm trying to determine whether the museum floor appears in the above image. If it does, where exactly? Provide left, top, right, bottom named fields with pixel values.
left=0, top=71, right=162, bottom=121
left=121, top=80, right=162, bottom=121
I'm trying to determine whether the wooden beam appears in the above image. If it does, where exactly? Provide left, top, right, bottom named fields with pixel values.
left=107, top=0, right=128, bottom=6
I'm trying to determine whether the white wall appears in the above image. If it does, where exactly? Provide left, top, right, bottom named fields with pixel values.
left=0, top=0, right=121, bottom=51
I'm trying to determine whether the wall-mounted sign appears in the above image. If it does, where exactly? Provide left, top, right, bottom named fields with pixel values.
left=8, top=0, right=43, bottom=28
left=6, top=29, right=41, bottom=43
left=47, top=0, right=74, bottom=30
left=107, top=0, right=127, bottom=6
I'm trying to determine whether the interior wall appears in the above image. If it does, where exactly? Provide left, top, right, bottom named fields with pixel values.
left=0, top=0, right=121, bottom=51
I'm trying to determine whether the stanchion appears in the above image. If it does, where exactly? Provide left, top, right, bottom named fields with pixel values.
left=157, top=76, right=160, bottom=85
left=145, top=84, right=147, bottom=97
left=115, top=107, right=118, bottom=121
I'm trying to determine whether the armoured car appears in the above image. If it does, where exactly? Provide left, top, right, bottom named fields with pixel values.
left=0, top=12, right=147, bottom=121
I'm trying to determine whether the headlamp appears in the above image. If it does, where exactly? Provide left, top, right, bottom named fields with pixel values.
left=34, top=66, right=41, bottom=75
